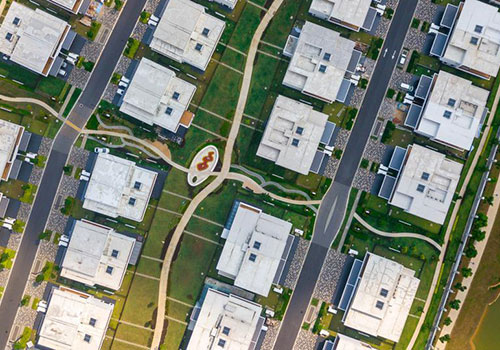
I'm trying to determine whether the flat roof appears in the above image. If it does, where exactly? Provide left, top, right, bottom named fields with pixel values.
left=405, top=104, right=423, bottom=129
left=389, top=144, right=463, bottom=224
left=120, top=58, right=196, bottom=132
left=0, top=2, right=70, bottom=76
left=187, top=288, right=263, bottom=350
left=442, top=0, right=500, bottom=78
left=309, top=0, right=372, bottom=31
left=216, top=202, right=292, bottom=296
left=257, top=95, right=329, bottom=175
left=212, top=0, right=238, bottom=9
left=416, top=70, right=489, bottom=151
left=83, top=153, right=157, bottom=222
left=388, top=146, right=407, bottom=171
left=60, top=220, right=136, bottom=290
left=150, top=0, right=225, bottom=71
left=0, top=120, right=24, bottom=181
left=332, top=334, right=375, bottom=350
left=283, top=21, right=356, bottom=103
left=38, top=287, right=114, bottom=350
left=343, top=253, right=420, bottom=342
left=47, top=0, right=85, bottom=13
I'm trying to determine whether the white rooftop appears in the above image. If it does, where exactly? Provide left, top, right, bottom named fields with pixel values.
left=60, top=220, right=136, bottom=290
left=150, top=0, right=225, bottom=71
left=331, top=334, right=374, bottom=350
left=83, top=153, right=157, bottom=222
left=0, top=120, right=24, bottom=181
left=216, top=203, right=292, bottom=296
left=283, top=21, right=355, bottom=103
left=38, top=287, right=114, bottom=350
left=0, top=2, right=70, bottom=76
left=442, top=0, right=500, bottom=79
left=187, top=288, right=262, bottom=350
left=120, top=58, right=196, bottom=132
left=309, top=0, right=372, bottom=31
left=256, top=95, right=329, bottom=175
left=416, top=71, right=489, bottom=151
left=47, top=0, right=85, bottom=13
left=390, top=144, right=463, bottom=225
left=212, top=0, right=238, bottom=10
left=343, top=253, right=420, bottom=343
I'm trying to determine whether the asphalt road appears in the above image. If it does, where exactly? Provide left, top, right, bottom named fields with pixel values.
left=0, top=0, right=146, bottom=347
left=273, top=1, right=418, bottom=349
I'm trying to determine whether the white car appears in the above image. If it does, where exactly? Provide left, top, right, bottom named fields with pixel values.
left=94, top=147, right=110, bottom=154
left=117, top=88, right=124, bottom=95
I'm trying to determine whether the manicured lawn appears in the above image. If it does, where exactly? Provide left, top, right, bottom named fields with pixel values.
left=158, top=193, right=189, bottom=213
left=185, top=216, right=223, bottom=241
left=114, top=323, right=153, bottom=347
left=36, top=77, right=67, bottom=97
left=120, top=275, right=159, bottom=327
left=220, top=47, right=245, bottom=71
left=136, top=258, right=162, bottom=278
left=142, top=211, right=180, bottom=259
left=166, top=299, right=192, bottom=322
left=193, top=181, right=239, bottom=225
left=163, top=168, right=192, bottom=198
left=262, top=0, right=301, bottom=47
left=161, top=320, right=186, bottom=350
left=227, top=4, right=263, bottom=53
left=192, top=109, right=232, bottom=137
left=169, top=127, right=225, bottom=167
left=168, top=234, right=219, bottom=304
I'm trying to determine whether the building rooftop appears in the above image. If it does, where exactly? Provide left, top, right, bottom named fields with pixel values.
left=256, top=95, right=329, bottom=175
left=328, top=334, right=374, bottom=350
left=150, top=0, right=225, bottom=71
left=343, top=253, right=420, bottom=343
left=0, top=2, right=70, bottom=76
left=389, top=144, right=463, bottom=225
left=309, top=0, right=373, bottom=31
left=38, top=287, right=114, bottom=350
left=212, top=0, right=238, bottom=10
left=60, top=220, right=136, bottom=290
left=47, top=0, right=86, bottom=13
left=83, top=153, right=157, bottom=222
left=283, top=21, right=356, bottom=103
left=216, top=202, right=292, bottom=296
left=187, top=288, right=263, bottom=350
left=120, top=58, right=196, bottom=132
left=442, top=0, right=500, bottom=79
left=416, top=71, right=489, bottom=151
left=0, top=120, right=24, bottom=182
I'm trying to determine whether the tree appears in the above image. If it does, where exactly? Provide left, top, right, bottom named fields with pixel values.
left=449, top=299, right=461, bottom=310
left=454, top=282, right=466, bottom=292
left=471, top=228, right=486, bottom=242
left=475, top=213, right=488, bottom=228
left=444, top=317, right=452, bottom=326
left=461, top=267, right=473, bottom=278
left=465, top=244, right=478, bottom=258
left=439, top=334, right=451, bottom=343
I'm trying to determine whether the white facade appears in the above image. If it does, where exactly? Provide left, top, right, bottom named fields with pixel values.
left=187, top=288, right=262, bottom=350
left=60, top=220, right=136, bottom=290
left=0, top=2, right=70, bottom=76
left=150, top=0, right=225, bottom=71
left=329, top=334, right=374, bottom=350
left=210, top=0, right=238, bottom=10
left=120, top=58, right=196, bottom=132
left=47, top=0, right=86, bottom=13
left=309, top=0, right=372, bottom=31
left=257, top=95, right=329, bottom=175
left=416, top=71, right=489, bottom=151
left=343, top=253, right=420, bottom=343
left=38, top=287, right=114, bottom=350
left=83, top=153, right=157, bottom=222
left=442, top=0, right=500, bottom=79
left=283, top=21, right=355, bottom=103
left=389, top=144, right=463, bottom=225
left=216, top=203, right=292, bottom=296
left=0, top=120, right=24, bottom=181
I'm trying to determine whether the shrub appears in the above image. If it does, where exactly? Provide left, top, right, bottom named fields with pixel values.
left=360, top=159, right=369, bottom=169
left=381, top=121, right=395, bottom=143
left=386, top=88, right=396, bottom=99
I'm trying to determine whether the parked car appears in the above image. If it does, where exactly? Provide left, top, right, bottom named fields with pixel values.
left=94, top=147, right=110, bottom=154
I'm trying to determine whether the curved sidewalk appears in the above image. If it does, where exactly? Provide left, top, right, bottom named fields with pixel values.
left=353, top=213, right=442, bottom=251
left=0, top=94, right=60, bottom=119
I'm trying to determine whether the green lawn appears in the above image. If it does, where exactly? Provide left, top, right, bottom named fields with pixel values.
left=161, top=320, right=186, bottom=350
left=142, top=210, right=180, bottom=259
left=185, top=216, right=224, bottom=241
left=227, top=4, right=262, bottom=53
left=120, top=275, right=159, bottom=327
left=36, top=77, right=67, bottom=97
left=261, top=0, right=301, bottom=47
left=114, top=323, right=153, bottom=347
left=136, top=258, right=162, bottom=278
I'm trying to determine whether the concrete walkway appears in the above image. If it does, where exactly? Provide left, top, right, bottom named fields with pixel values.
left=149, top=1, right=284, bottom=348
left=406, top=83, right=500, bottom=350
left=354, top=213, right=442, bottom=251
left=0, top=94, right=61, bottom=119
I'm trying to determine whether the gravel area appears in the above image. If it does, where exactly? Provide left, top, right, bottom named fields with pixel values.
left=80, top=41, right=104, bottom=63
left=115, top=55, right=132, bottom=76
left=17, top=202, right=32, bottom=223
left=260, top=320, right=281, bottom=350
left=415, top=0, right=438, bottom=22
left=132, top=22, right=148, bottom=41
left=348, top=87, right=366, bottom=109
left=324, top=157, right=339, bottom=180
left=145, top=0, right=162, bottom=13
left=6, top=232, right=22, bottom=250
left=38, top=137, right=53, bottom=156
left=28, top=166, right=44, bottom=186
left=375, top=17, right=391, bottom=38
left=353, top=168, right=376, bottom=192
left=363, top=139, right=387, bottom=163
left=313, top=249, right=347, bottom=302
left=386, top=0, right=399, bottom=8
left=103, top=83, right=118, bottom=102
left=67, top=67, right=91, bottom=90
left=334, top=128, right=350, bottom=150
left=363, top=57, right=376, bottom=79
left=283, top=238, right=309, bottom=289
left=377, top=98, right=397, bottom=120
left=68, top=146, right=90, bottom=170
left=404, top=28, right=427, bottom=51
left=98, top=4, right=120, bottom=25
left=46, top=209, right=68, bottom=233
left=294, top=329, right=319, bottom=350
left=390, top=68, right=414, bottom=90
